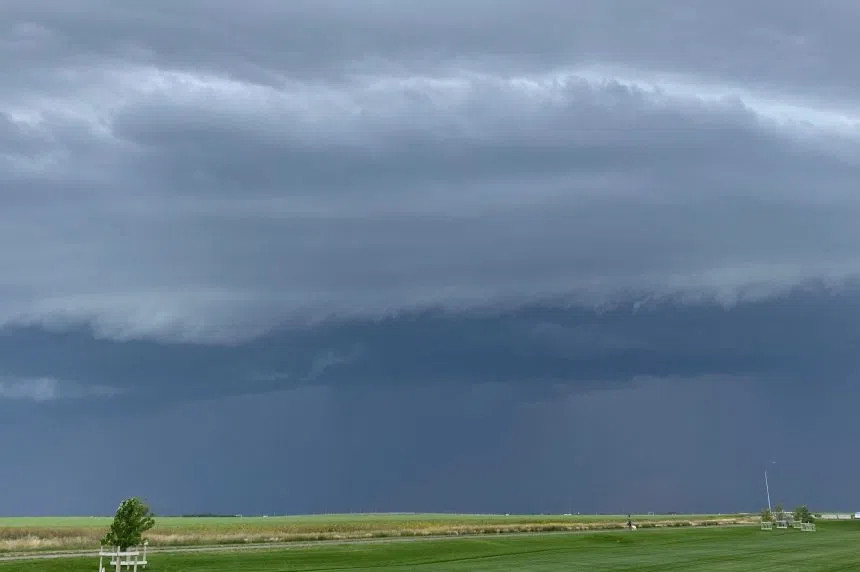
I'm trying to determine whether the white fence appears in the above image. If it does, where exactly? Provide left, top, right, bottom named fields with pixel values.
left=98, top=543, right=148, bottom=572
left=818, top=513, right=852, bottom=520
left=761, top=519, right=816, bottom=532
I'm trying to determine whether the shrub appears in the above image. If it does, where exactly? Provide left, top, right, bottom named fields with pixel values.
left=793, top=505, right=814, bottom=523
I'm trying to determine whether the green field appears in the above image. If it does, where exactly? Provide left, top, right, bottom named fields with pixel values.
left=0, top=513, right=752, bottom=552
left=0, top=513, right=741, bottom=527
left=0, top=522, right=858, bottom=571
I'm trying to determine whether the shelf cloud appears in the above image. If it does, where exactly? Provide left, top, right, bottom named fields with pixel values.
left=2, top=1, right=860, bottom=345
left=2, top=0, right=859, bottom=515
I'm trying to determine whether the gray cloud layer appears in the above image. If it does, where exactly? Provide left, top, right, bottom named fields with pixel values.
left=2, top=2, right=860, bottom=346
left=3, top=1, right=860, bottom=346
left=0, top=285, right=856, bottom=408
left=2, top=1, right=860, bottom=516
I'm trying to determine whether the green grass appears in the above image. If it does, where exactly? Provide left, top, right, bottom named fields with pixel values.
left=2, top=521, right=858, bottom=571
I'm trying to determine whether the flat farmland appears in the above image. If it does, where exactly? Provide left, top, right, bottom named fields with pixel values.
left=1, top=522, right=858, bottom=571
left=0, top=513, right=753, bottom=552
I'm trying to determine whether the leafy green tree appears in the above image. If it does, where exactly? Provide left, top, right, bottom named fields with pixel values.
left=793, top=505, right=814, bottom=523
left=102, top=497, right=155, bottom=550
left=760, top=507, right=773, bottom=522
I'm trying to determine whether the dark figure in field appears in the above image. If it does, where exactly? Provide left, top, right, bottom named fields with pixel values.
left=627, top=514, right=633, bottom=529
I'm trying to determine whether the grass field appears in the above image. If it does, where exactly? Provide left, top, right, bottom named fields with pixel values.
left=0, top=513, right=753, bottom=552
left=1, top=521, right=858, bottom=571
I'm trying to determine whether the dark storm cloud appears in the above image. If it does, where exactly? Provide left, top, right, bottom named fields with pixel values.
left=0, top=285, right=856, bottom=407
left=1, top=1, right=860, bottom=394
left=3, top=71, right=860, bottom=346
left=4, top=1, right=860, bottom=517
left=6, top=373, right=859, bottom=515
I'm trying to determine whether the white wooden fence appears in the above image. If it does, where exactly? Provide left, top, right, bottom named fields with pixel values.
left=761, top=520, right=816, bottom=532
left=98, top=542, right=148, bottom=572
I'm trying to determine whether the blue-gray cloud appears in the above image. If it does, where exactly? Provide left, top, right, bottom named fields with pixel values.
left=2, top=1, right=860, bottom=351
left=3, top=2, right=860, bottom=516
left=0, top=285, right=856, bottom=409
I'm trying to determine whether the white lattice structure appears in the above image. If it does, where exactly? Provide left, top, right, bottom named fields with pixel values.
left=801, top=522, right=816, bottom=532
left=760, top=521, right=773, bottom=530
left=98, top=541, right=148, bottom=572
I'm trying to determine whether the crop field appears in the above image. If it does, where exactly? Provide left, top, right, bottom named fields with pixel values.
left=0, top=513, right=753, bottom=552
left=1, top=521, right=859, bottom=571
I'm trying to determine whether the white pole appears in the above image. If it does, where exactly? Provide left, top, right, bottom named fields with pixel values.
left=765, top=471, right=772, bottom=512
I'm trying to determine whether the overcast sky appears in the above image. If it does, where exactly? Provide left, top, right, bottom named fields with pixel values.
left=1, top=1, right=859, bottom=516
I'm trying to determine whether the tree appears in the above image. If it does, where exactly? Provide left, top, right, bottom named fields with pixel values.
left=773, top=504, right=785, bottom=521
left=793, top=505, right=814, bottom=523
left=760, top=507, right=773, bottom=522
left=102, top=497, right=155, bottom=550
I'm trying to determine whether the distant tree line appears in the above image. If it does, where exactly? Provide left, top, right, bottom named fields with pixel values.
left=179, top=513, right=241, bottom=518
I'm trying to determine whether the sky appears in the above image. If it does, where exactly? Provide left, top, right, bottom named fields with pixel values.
left=1, top=0, right=859, bottom=516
